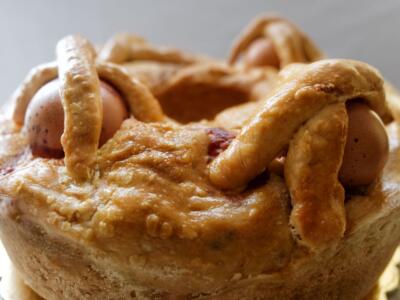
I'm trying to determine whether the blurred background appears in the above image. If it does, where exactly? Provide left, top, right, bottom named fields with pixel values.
left=0, top=0, right=399, bottom=103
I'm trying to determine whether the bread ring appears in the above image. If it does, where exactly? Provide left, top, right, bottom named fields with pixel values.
left=98, top=34, right=281, bottom=124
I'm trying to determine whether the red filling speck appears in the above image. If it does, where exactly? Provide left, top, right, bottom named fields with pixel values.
left=0, top=166, right=14, bottom=176
left=206, top=128, right=236, bottom=160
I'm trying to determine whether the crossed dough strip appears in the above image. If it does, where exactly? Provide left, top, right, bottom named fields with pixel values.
left=56, top=35, right=102, bottom=181
left=229, top=14, right=323, bottom=67
left=12, top=62, right=58, bottom=125
left=286, top=103, right=347, bottom=248
left=96, top=62, right=164, bottom=122
left=209, top=59, right=390, bottom=248
left=99, top=33, right=202, bottom=65
left=11, top=35, right=165, bottom=181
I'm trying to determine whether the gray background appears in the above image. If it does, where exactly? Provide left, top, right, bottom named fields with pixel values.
left=0, top=0, right=399, bottom=104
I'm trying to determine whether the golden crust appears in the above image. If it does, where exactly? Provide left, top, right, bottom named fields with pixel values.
left=99, top=33, right=203, bottom=65
left=57, top=35, right=102, bottom=181
left=209, top=60, right=390, bottom=190
left=209, top=59, right=392, bottom=249
left=10, top=36, right=167, bottom=182
left=286, top=103, right=347, bottom=248
left=1, top=125, right=400, bottom=299
left=98, top=33, right=210, bottom=98
left=96, top=62, right=164, bottom=122
left=98, top=33, right=281, bottom=124
left=99, top=16, right=324, bottom=125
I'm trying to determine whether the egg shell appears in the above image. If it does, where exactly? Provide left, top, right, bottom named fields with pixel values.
left=24, top=79, right=128, bottom=158
left=339, top=102, right=389, bottom=186
left=243, top=37, right=280, bottom=69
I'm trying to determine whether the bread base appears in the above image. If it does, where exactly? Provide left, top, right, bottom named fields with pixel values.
left=1, top=205, right=400, bottom=300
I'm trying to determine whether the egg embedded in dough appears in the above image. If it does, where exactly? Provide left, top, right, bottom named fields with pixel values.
left=243, top=37, right=280, bottom=69
left=24, top=79, right=128, bottom=158
left=339, top=101, right=389, bottom=186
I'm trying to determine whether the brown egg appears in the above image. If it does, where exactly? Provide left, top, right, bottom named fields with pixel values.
left=25, top=79, right=128, bottom=158
left=243, top=37, right=280, bottom=69
left=339, top=102, right=389, bottom=186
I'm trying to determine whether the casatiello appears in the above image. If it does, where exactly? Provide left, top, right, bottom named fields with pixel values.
left=0, top=15, right=400, bottom=300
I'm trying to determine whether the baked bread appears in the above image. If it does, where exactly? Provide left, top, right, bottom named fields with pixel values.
left=98, top=15, right=323, bottom=124
left=0, top=34, right=400, bottom=300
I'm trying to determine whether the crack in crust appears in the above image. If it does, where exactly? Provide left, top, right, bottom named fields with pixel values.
left=228, top=14, right=323, bottom=67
